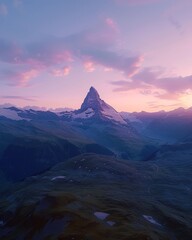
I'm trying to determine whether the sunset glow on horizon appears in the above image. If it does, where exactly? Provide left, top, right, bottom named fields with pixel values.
left=0, top=0, right=192, bottom=112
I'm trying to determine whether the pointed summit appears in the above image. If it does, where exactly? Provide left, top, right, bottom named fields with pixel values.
left=73, top=86, right=126, bottom=124
left=80, top=87, right=102, bottom=111
left=89, top=86, right=99, bottom=96
left=85, top=87, right=100, bottom=102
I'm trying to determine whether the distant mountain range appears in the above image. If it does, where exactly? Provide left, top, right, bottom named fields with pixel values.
left=0, top=87, right=126, bottom=124
left=1, top=87, right=192, bottom=140
left=0, top=87, right=192, bottom=181
left=1, top=86, right=192, bottom=145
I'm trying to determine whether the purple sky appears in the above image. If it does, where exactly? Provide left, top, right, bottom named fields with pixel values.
left=0, top=0, right=192, bottom=112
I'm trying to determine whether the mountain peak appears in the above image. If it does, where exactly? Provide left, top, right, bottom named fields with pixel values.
left=87, top=86, right=100, bottom=100
left=73, top=87, right=127, bottom=124
left=89, top=86, right=98, bottom=93
left=80, top=87, right=101, bottom=111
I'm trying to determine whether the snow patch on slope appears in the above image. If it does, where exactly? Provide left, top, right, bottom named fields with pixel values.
left=143, top=215, right=162, bottom=226
left=120, top=112, right=141, bottom=123
left=0, top=108, right=23, bottom=120
left=73, top=108, right=95, bottom=119
left=94, top=212, right=109, bottom=220
left=56, top=111, right=72, bottom=117
left=101, top=105, right=127, bottom=124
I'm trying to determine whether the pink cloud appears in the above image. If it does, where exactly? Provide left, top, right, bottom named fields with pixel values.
left=25, top=42, right=73, bottom=67
left=51, top=66, right=71, bottom=77
left=148, top=102, right=181, bottom=109
left=104, top=67, right=113, bottom=72
left=105, top=18, right=119, bottom=32
left=111, top=68, right=192, bottom=99
left=63, top=66, right=71, bottom=76
left=0, top=19, right=143, bottom=85
left=84, top=61, right=95, bottom=72
left=0, top=19, right=117, bottom=68
left=2, top=69, right=39, bottom=86
left=154, top=92, right=180, bottom=100
left=21, top=69, right=38, bottom=85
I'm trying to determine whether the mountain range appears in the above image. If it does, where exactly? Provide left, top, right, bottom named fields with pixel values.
left=0, top=86, right=192, bottom=181
left=1, top=87, right=192, bottom=144
left=0, top=87, right=192, bottom=239
left=0, top=87, right=127, bottom=124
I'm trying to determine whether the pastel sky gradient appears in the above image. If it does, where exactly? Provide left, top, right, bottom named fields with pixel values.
left=0, top=0, right=192, bottom=112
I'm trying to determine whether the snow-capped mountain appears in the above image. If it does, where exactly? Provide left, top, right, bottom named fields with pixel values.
left=0, top=87, right=126, bottom=124
left=0, top=106, right=59, bottom=121
left=71, top=87, right=127, bottom=124
left=1, top=87, right=192, bottom=136
left=0, top=107, right=24, bottom=121
left=121, top=108, right=192, bottom=143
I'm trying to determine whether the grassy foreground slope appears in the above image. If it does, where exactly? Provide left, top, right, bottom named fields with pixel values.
left=0, top=153, right=191, bottom=240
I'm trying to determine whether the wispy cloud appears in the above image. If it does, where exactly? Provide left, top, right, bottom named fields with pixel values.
left=84, top=61, right=95, bottom=72
left=169, top=16, right=182, bottom=31
left=1, top=95, right=36, bottom=101
left=51, top=66, right=71, bottom=77
left=0, top=39, right=23, bottom=63
left=13, top=0, right=22, bottom=7
left=111, top=67, right=192, bottom=99
left=1, top=68, right=39, bottom=86
left=168, top=16, right=183, bottom=33
left=0, top=4, right=8, bottom=16
left=147, top=101, right=181, bottom=109
left=0, top=19, right=143, bottom=85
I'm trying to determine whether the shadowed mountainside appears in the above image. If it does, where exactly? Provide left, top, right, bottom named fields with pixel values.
left=0, top=153, right=191, bottom=239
